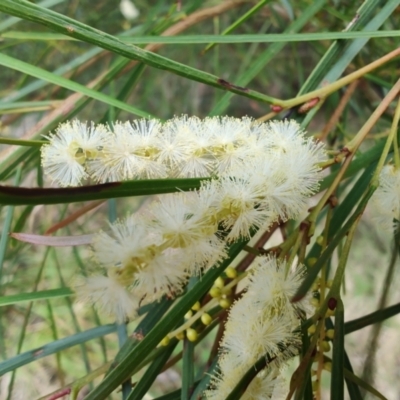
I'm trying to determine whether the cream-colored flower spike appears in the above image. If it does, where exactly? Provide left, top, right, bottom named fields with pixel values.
left=41, top=120, right=110, bottom=186
left=371, top=164, right=400, bottom=231
left=205, top=256, right=306, bottom=399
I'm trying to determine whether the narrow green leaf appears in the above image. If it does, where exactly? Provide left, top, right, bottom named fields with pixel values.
left=0, top=287, right=73, bottom=307
left=107, top=298, right=173, bottom=373
left=344, top=302, right=400, bottom=334
left=0, top=178, right=206, bottom=206
left=319, top=141, right=384, bottom=191
left=331, top=298, right=345, bottom=400
left=225, top=355, right=269, bottom=400
left=181, top=339, right=195, bottom=400
left=0, top=53, right=152, bottom=118
left=189, top=356, right=218, bottom=400
left=203, top=0, right=271, bottom=53
left=298, top=0, right=384, bottom=94
left=292, top=187, right=375, bottom=302
left=344, top=351, right=363, bottom=400
left=0, top=167, right=21, bottom=283
left=321, top=0, right=400, bottom=85
left=0, top=0, right=64, bottom=32
left=343, top=368, right=388, bottom=400
left=126, top=341, right=178, bottom=400
left=209, top=0, right=327, bottom=115
left=0, top=0, right=277, bottom=105
left=0, top=137, right=45, bottom=147
left=4, top=30, right=400, bottom=43
left=0, top=324, right=117, bottom=375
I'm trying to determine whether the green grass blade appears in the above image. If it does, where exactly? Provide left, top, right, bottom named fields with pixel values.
left=0, top=324, right=117, bottom=375
left=331, top=298, right=345, bottom=400
left=0, top=287, right=73, bottom=306
left=0, top=0, right=277, bottom=105
left=0, top=53, right=152, bottom=118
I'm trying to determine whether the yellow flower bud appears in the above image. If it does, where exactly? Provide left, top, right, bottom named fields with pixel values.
left=214, top=277, right=225, bottom=288
left=326, top=329, right=335, bottom=339
left=160, top=336, right=170, bottom=346
left=176, top=331, right=185, bottom=340
left=191, top=301, right=201, bottom=311
left=219, top=298, right=231, bottom=309
left=308, top=257, right=317, bottom=267
left=225, top=267, right=237, bottom=279
left=316, top=236, right=324, bottom=246
left=201, top=313, right=212, bottom=326
left=186, top=328, right=198, bottom=342
left=324, top=361, right=332, bottom=372
left=312, top=379, right=319, bottom=391
left=184, top=310, right=193, bottom=319
left=311, top=298, right=319, bottom=308
left=308, top=324, right=316, bottom=335
left=209, top=287, right=221, bottom=298
left=325, top=308, right=335, bottom=317
left=320, top=341, right=331, bottom=352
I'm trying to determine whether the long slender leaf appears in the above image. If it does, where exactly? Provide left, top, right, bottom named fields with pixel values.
left=0, top=53, right=152, bottom=118
left=0, top=287, right=73, bottom=307
left=0, top=177, right=206, bottom=206
left=344, top=302, right=400, bottom=334
left=0, top=0, right=277, bottom=105
left=0, top=324, right=116, bottom=375
left=126, top=340, right=178, bottom=400
left=3, top=30, right=400, bottom=43
left=209, top=0, right=327, bottom=115
left=331, top=298, right=345, bottom=400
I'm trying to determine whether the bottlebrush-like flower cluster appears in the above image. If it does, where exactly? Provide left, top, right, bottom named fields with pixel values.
left=205, top=256, right=308, bottom=399
left=371, top=164, right=400, bottom=231
left=43, top=117, right=325, bottom=325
